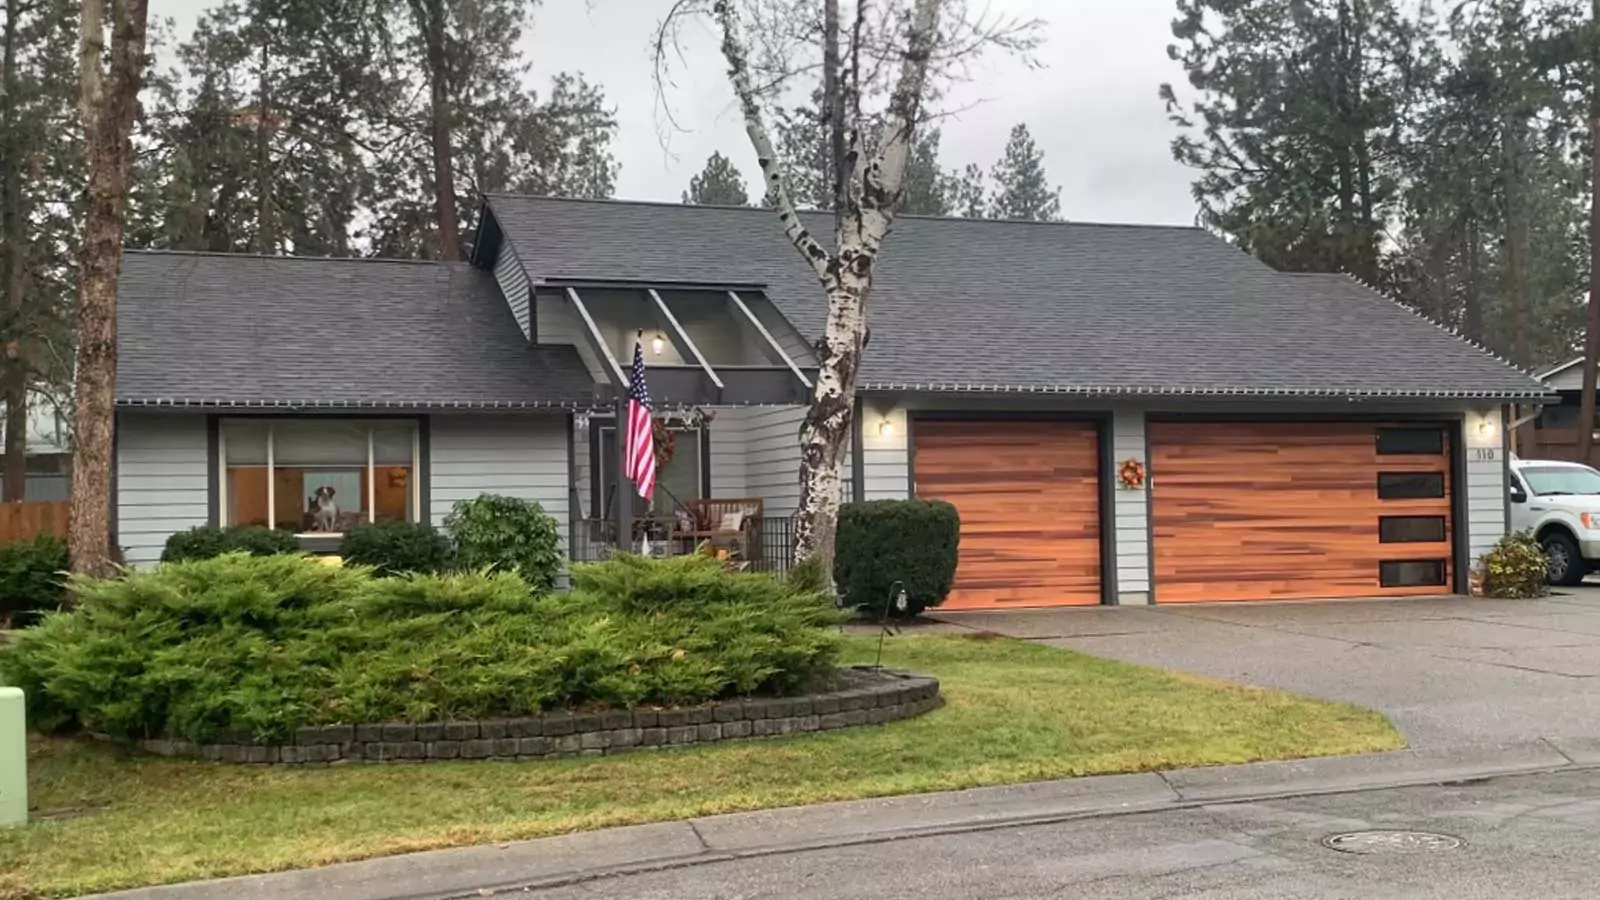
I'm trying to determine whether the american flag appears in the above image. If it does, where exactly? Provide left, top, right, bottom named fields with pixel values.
left=623, top=341, right=657, bottom=501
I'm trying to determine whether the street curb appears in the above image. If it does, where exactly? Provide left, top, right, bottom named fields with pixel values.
left=82, top=740, right=1600, bottom=900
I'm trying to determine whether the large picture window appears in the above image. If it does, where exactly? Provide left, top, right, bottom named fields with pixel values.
left=220, top=419, right=419, bottom=534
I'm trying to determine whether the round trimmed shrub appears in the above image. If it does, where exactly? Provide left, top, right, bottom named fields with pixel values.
left=834, top=500, right=960, bottom=618
left=161, top=525, right=300, bottom=563
left=340, top=521, right=451, bottom=576
left=444, top=494, right=563, bottom=592
left=1480, top=530, right=1549, bottom=599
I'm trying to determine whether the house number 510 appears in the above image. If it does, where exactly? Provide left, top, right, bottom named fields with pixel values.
left=1473, top=448, right=1497, bottom=462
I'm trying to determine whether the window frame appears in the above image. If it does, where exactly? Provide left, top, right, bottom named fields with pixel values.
left=216, top=417, right=423, bottom=538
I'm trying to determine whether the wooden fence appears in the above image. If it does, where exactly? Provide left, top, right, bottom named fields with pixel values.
left=0, top=501, right=69, bottom=543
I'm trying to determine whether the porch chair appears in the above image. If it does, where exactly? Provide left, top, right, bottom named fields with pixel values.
left=681, top=498, right=765, bottom=563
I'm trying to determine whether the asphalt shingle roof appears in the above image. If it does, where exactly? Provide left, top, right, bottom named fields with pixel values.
left=486, top=195, right=1548, bottom=400
left=116, top=251, right=597, bottom=408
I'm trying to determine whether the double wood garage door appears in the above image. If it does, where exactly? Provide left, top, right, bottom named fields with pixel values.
left=913, top=420, right=1455, bottom=609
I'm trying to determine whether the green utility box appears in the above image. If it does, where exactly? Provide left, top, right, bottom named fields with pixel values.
left=0, top=687, right=24, bottom=826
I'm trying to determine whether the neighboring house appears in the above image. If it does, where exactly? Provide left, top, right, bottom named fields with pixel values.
left=0, top=391, right=73, bottom=501
left=112, top=195, right=1550, bottom=608
left=1529, top=358, right=1597, bottom=465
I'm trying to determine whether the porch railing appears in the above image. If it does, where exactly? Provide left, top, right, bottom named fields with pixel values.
left=569, top=516, right=797, bottom=575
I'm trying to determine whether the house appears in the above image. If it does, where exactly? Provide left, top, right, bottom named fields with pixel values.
left=112, top=195, right=1550, bottom=608
left=1528, top=357, right=1596, bottom=465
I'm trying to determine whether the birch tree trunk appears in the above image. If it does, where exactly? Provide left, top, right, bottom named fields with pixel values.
left=714, top=0, right=942, bottom=574
left=70, top=0, right=149, bottom=576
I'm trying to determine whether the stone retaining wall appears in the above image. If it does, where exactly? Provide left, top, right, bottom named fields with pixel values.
left=138, top=667, right=940, bottom=765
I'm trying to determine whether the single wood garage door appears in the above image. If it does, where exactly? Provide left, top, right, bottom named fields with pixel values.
left=1149, top=422, right=1455, bottom=602
left=913, top=420, right=1102, bottom=609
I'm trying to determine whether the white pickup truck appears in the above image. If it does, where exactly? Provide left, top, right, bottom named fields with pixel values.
left=1509, top=457, right=1600, bottom=585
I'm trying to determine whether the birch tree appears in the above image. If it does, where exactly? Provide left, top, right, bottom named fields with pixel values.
left=71, top=0, right=148, bottom=575
left=653, top=0, right=1037, bottom=569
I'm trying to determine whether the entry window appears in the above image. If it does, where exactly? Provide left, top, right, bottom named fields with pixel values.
left=1379, top=560, right=1447, bottom=588
left=1376, top=428, right=1445, bottom=456
left=596, top=424, right=705, bottom=518
left=1377, top=472, right=1445, bottom=500
left=221, top=419, right=419, bottom=535
left=1379, top=516, right=1447, bottom=543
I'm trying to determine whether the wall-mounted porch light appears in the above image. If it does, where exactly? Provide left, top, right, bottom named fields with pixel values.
left=650, top=333, right=666, bottom=356
left=879, top=420, right=896, bottom=438
left=1478, top=418, right=1498, bottom=440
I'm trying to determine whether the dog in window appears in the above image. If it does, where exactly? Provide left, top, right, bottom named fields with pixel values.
left=309, top=485, right=340, bottom=532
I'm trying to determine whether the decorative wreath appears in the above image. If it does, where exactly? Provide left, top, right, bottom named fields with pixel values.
left=653, top=419, right=676, bottom=467
left=1118, top=458, right=1146, bottom=490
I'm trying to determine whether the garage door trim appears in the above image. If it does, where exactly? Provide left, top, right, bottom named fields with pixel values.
left=1144, top=412, right=1471, bottom=603
left=907, top=410, right=1118, bottom=606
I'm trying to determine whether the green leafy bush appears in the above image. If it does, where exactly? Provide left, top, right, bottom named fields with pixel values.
left=339, top=522, right=451, bottom=576
left=161, top=525, right=301, bottom=563
left=0, top=551, right=843, bottom=743
left=444, top=494, right=562, bottom=591
left=835, top=500, right=961, bottom=618
left=0, top=535, right=69, bottom=627
left=1480, top=530, right=1549, bottom=599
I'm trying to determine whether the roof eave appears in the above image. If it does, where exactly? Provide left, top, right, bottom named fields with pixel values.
left=857, top=383, right=1555, bottom=402
left=114, top=397, right=592, bottom=411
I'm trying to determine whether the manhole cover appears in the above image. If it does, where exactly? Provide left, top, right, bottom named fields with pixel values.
left=1322, top=830, right=1462, bottom=855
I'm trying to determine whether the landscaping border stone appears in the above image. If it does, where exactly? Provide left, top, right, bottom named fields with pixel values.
left=136, top=667, right=941, bottom=766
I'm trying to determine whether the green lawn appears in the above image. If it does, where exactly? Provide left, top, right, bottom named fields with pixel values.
left=0, top=634, right=1402, bottom=899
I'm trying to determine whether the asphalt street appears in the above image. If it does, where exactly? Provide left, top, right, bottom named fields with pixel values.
left=514, top=767, right=1600, bottom=900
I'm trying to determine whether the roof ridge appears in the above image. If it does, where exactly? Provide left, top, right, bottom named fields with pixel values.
left=483, top=192, right=1206, bottom=232
left=124, top=249, right=447, bottom=266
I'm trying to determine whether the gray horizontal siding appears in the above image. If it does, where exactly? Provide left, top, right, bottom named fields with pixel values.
left=492, top=243, right=532, bottom=340
left=859, top=402, right=909, bottom=501
left=743, top=406, right=806, bottom=516
left=1111, top=409, right=1149, bottom=598
left=429, top=414, right=571, bottom=547
left=1464, top=409, right=1507, bottom=560
left=116, top=412, right=210, bottom=566
left=709, top=407, right=749, bottom=497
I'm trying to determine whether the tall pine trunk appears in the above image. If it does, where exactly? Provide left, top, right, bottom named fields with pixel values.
left=71, top=0, right=150, bottom=576
left=412, top=0, right=460, bottom=261
left=1, top=0, right=27, bottom=501
left=1465, top=217, right=1484, bottom=343
left=1580, top=0, right=1600, bottom=466
left=253, top=36, right=273, bottom=254
left=1503, top=116, right=1533, bottom=455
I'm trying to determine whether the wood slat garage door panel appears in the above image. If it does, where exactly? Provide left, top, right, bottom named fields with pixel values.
left=914, top=420, right=1101, bottom=609
left=1151, top=422, right=1453, bottom=603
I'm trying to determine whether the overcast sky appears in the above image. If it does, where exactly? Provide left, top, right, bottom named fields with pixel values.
left=150, top=0, right=1202, bottom=226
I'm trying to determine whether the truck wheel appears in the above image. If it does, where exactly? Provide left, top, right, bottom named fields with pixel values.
left=1542, top=531, right=1588, bottom=587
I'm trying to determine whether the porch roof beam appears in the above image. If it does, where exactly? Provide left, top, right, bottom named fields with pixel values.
left=565, top=287, right=628, bottom=387
left=648, top=288, right=724, bottom=390
left=728, top=290, right=812, bottom=389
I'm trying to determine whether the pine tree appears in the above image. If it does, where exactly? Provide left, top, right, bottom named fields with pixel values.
left=0, top=0, right=81, bottom=499
left=684, top=151, right=750, bottom=205
left=1163, top=0, right=1426, bottom=285
left=987, top=123, right=1060, bottom=221
left=900, top=127, right=952, bottom=216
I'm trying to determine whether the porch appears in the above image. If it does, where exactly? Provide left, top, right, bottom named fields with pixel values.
left=564, top=404, right=837, bottom=574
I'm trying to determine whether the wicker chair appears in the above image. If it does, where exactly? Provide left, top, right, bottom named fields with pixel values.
left=680, top=498, right=764, bottom=561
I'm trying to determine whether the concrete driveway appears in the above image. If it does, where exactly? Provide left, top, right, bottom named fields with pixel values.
left=934, top=589, right=1600, bottom=749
